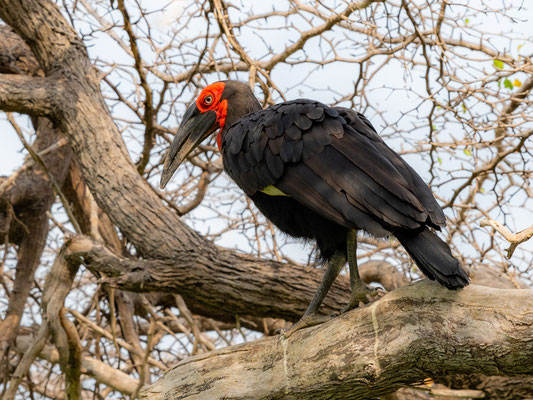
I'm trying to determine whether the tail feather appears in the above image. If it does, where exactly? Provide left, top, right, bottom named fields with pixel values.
left=396, top=228, right=469, bottom=289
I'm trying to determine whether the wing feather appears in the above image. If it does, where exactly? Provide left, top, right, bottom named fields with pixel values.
left=223, top=100, right=444, bottom=233
left=335, top=107, right=446, bottom=227
left=276, top=163, right=388, bottom=236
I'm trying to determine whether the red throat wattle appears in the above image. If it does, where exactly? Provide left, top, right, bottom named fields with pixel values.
left=215, top=100, right=227, bottom=150
left=195, top=82, right=227, bottom=150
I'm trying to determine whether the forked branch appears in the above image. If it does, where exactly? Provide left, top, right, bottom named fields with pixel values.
left=481, top=219, right=533, bottom=258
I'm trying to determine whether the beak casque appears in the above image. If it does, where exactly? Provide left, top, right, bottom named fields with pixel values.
left=160, top=104, right=217, bottom=189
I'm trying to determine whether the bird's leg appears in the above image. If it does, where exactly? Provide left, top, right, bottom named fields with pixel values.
left=282, top=252, right=346, bottom=338
left=341, top=229, right=378, bottom=312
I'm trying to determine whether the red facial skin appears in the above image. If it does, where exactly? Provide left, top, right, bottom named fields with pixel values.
left=196, top=82, right=228, bottom=150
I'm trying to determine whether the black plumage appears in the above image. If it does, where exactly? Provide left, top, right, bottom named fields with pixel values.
left=219, top=84, right=468, bottom=289
left=161, top=80, right=469, bottom=332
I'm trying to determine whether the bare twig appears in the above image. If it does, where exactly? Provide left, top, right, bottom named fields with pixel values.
left=6, top=113, right=82, bottom=234
left=481, top=220, right=533, bottom=259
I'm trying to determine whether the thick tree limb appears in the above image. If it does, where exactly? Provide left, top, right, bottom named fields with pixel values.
left=0, top=27, right=68, bottom=366
left=0, top=212, right=48, bottom=354
left=62, top=234, right=352, bottom=322
left=0, top=25, right=73, bottom=367
left=141, top=281, right=533, bottom=400
left=0, top=73, right=57, bottom=115
left=60, top=234, right=526, bottom=326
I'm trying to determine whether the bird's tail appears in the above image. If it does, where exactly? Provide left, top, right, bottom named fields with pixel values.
left=395, top=228, right=469, bottom=289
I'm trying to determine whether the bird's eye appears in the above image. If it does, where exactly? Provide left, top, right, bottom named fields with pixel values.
left=203, top=95, right=214, bottom=106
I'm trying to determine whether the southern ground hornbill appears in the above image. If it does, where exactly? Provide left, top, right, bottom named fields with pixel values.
left=160, top=80, right=469, bottom=334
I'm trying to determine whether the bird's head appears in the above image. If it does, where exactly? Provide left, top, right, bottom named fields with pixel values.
left=160, top=80, right=260, bottom=189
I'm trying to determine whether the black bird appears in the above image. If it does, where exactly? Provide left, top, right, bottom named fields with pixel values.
left=161, top=80, right=469, bottom=334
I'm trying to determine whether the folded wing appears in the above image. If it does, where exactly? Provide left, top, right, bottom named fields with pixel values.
left=222, top=100, right=445, bottom=236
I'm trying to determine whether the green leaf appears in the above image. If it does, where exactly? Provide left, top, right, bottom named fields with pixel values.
left=463, top=148, right=472, bottom=156
left=465, top=18, right=469, bottom=24
left=462, top=103, right=467, bottom=113
left=493, top=59, right=504, bottom=69
left=437, top=157, right=442, bottom=165
left=498, top=80, right=501, bottom=88
left=504, top=78, right=513, bottom=89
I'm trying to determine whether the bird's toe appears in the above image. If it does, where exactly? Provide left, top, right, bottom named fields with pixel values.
left=340, top=285, right=384, bottom=313
left=280, top=313, right=332, bottom=339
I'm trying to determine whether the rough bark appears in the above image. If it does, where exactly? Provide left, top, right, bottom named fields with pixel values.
left=0, top=211, right=48, bottom=352
left=60, top=234, right=355, bottom=322
left=61, top=161, right=123, bottom=253
left=141, top=281, right=533, bottom=400
left=0, top=24, right=72, bottom=360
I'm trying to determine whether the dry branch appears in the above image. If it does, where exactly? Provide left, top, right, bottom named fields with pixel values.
left=481, top=219, right=533, bottom=259
left=68, top=308, right=167, bottom=371
left=14, top=335, right=140, bottom=396
left=142, top=281, right=533, bottom=400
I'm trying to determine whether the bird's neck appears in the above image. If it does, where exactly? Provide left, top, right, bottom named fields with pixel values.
left=224, top=100, right=262, bottom=130
left=218, top=96, right=262, bottom=149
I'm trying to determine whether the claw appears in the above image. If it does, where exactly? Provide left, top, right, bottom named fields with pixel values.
left=280, top=313, right=332, bottom=339
left=340, top=285, right=384, bottom=313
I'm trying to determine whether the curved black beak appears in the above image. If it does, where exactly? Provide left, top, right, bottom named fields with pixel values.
left=160, top=105, right=218, bottom=189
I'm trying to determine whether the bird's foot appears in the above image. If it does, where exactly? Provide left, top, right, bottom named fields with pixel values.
left=280, top=313, right=331, bottom=339
left=340, top=284, right=383, bottom=313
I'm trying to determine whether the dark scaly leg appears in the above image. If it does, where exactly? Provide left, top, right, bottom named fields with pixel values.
left=282, top=251, right=346, bottom=338
left=341, top=229, right=378, bottom=312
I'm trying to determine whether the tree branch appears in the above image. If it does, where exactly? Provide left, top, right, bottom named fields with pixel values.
left=480, top=219, right=533, bottom=259
left=141, top=281, right=533, bottom=400
left=0, top=73, right=57, bottom=116
left=14, top=334, right=140, bottom=396
left=62, top=235, right=353, bottom=322
left=116, top=0, right=155, bottom=175
left=265, top=0, right=384, bottom=70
